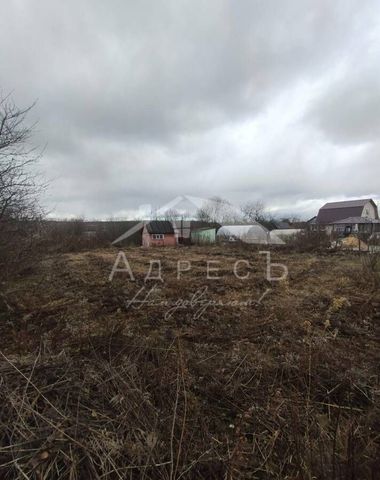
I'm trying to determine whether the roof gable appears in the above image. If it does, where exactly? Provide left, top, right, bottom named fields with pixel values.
left=321, top=199, right=373, bottom=209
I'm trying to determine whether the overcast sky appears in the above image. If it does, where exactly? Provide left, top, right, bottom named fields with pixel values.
left=1, top=0, right=379, bottom=219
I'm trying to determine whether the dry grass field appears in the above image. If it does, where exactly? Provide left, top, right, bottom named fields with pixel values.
left=0, top=246, right=379, bottom=479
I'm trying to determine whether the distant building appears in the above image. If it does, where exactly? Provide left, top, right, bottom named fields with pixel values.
left=290, top=220, right=309, bottom=229
left=306, top=216, right=317, bottom=231
left=142, top=221, right=176, bottom=247
left=274, top=220, right=291, bottom=229
left=306, top=215, right=318, bottom=232
left=315, top=199, right=379, bottom=235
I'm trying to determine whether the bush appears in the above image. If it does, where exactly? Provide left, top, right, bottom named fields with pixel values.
left=290, top=230, right=330, bottom=253
left=362, top=252, right=380, bottom=289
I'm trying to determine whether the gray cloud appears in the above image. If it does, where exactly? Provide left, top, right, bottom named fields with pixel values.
left=306, top=46, right=380, bottom=145
left=0, top=0, right=379, bottom=218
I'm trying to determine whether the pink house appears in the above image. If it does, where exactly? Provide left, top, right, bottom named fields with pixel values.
left=142, top=221, right=177, bottom=247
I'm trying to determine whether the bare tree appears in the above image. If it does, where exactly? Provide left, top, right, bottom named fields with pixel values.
left=197, top=196, right=241, bottom=224
left=240, top=200, right=266, bottom=223
left=0, top=94, right=44, bottom=278
left=163, top=208, right=181, bottom=222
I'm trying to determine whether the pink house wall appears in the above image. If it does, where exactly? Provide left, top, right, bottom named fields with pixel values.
left=142, top=226, right=177, bottom=247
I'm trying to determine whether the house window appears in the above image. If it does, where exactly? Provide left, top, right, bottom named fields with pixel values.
left=152, top=234, right=164, bottom=240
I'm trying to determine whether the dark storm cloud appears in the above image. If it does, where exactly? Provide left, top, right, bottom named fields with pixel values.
left=0, top=0, right=379, bottom=218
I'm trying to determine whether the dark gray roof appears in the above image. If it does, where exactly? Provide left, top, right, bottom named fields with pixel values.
left=317, top=207, right=364, bottom=223
left=146, top=220, right=174, bottom=234
left=321, top=199, right=373, bottom=209
left=330, top=217, right=380, bottom=225
left=274, top=221, right=291, bottom=229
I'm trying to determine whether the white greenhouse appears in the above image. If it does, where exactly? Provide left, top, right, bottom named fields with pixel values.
left=217, top=224, right=285, bottom=245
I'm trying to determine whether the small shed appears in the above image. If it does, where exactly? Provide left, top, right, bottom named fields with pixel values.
left=142, top=221, right=176, bottom=247
left=191, top=227, right=216, bottom=245
left=172, top=221, right=220, bottom=244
